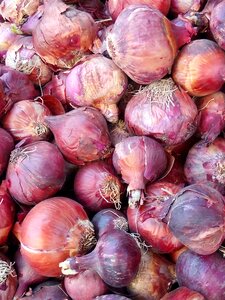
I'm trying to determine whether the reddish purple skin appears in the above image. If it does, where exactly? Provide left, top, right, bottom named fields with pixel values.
left=160, top=286, right=205, bottom=300
left=210, top=1, right=225, bottom=50
left=176, top=250, right=225, bottom=300
left=0, top=128, right=14, bottom=176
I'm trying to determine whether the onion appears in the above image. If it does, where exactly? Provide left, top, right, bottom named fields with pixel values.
left=60, top=229, right=141, bottom=288
left=74, top=161, right=124, bottom=212
left=64, top=270, right=108, bottom=300
left=6, top=141, right=66, bottom=205
left=0, top=22, right=19, bottom=61
left=20, top=197, right=96, bottom=277
left=0, top=181, right=15, bottom=245
left=159, top=159, right=186, bottom=187
left=127, top=250, right=176, bottom=300
left=0, top=252, right=17, bottom=300
left=172, top=39, right=225, bottom=97
left=45, top=107, right=111, bottom=165
left=5, top=36, right=52, bottom=85
left=196, top=92, right=225, bottom=142
left=125, top=78, right=198, bottom=146
left=113, top=136, right=167, bottom=207
left=161, top=287, right=205, bottom=300
left=2, top=100, right=52, bottom=143
left=36, top=95, right=66, bottom=115
left=109, top=120, right=131, bottom=146
left=176, top=250, right=225, bottom=299
left=166, top=184, right=225, bottom=255
left=66, top=54, right=128, bottom=123
left=107, top=0, right=171, bottom=20
left=92, top=208, right=128, bottom=238
left=33, top=0, right=97, bottom=69
left=209, top=1, right=225, bottom=51
left=184, top=138, right=225, bottom=195
left=170, top=0, right=205, bottom=16
left=77, top=0, right=109, bottom=20
left=0, top=127, right=14, bottom=176
left=94, top=296, right=131, bottom=300
left=20, top=4, right=44, bottom=35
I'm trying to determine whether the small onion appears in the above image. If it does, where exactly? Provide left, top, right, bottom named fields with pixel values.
left=161, top=287, right=205, bottom=300
left=6, top=141, right=66, bottom=205
left=0, top=127, right=14, bottom=176
left=20, top=197, right=96, bottom=277
left=0, top=22, right=19, bottom=61
left=172, top=39, right=225, bottom=96
left=170, top=0, right=205, bottom=15
left=0, top=252, right=17, bottom=300
left=209, top=1, right=225, bottom=51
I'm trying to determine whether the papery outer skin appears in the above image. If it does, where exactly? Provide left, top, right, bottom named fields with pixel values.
left=106, top=5, right=178, bottom=84
left=125, top=78, right=198, bottom=146
left=172, top=39, right=225, bottom=96
left=20, top=197, right=95, bottom=277
left=160, top=286, right=205, bottom=300
left=167, top=184, right=225, bottom=255
left=184, top=138, right=225, bottom=194
left=112, top=136, right=167, bottom=192
left=45, top=107, right=111, bottom=165
left=6, top=141, right=66, bottom=205
left=0, top=22, right=19, bottom=60
left=176, top=250, right=225, bottom=299
left=210, top=1, right=225, bottom=51
left=32, top=0, right=97, bottom=69
left=170, top=0, right=204, bottom=15
left=0, top=128, right=14, bottom=175
left=0, top=253, right=17, bottom=299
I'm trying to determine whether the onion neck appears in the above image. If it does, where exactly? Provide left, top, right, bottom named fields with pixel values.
left=0, top=259, right=14, bottom=286
left=100, top=175, right=121, bottom=210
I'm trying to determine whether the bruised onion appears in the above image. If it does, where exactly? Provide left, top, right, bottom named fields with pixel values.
left=45, top=107, right=111, bottom=165
left=2, top=100, right=51, bottom=142
left=209, top=1, right=225, bottom=51
left=33, top=0, right=97, bottom=69
left=170, top=0, right=205, bottom=15
left=20, top=197, right=96, bottom=277
left=125, top=78, right=198, bottom=146
left=113, top=136, right=167, bottom=207
left=66, top=54, right=128, bottom=123
left=0, top=127, right=14, bottom=175
left=60, top=229, right=141, bottom=288
left=167, top=184, right=225, bottom=255
left=172, top=39, right=225, bottom=96
left=160, top=287, right=205, bottom=300
left=6, top=141, right=66, bottom=205
left=184, top=138, right=225, bottom=195
left=0, top=22, right=19, bottom=61
left=0, top=252, right=17, bottom=300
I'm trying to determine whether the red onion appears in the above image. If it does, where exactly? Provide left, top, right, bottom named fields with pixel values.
left=20, top=197, right=96, bottom=277
left=5, top=36, right=52, bottom=85
left=0, top=252, right=17, bottom=300
left=20, top=4, right=44, bottom=35
left=2, top=100, right=52, bottom=142
left=209, top=1, right=225, bottom=50
left=64, top=270, right=108, bottom=300
left=196, top=92, right=225, bottom=142
left=109, top=120, right=131, bottom=146
left=45, top=108, right=111, bottom=165
left=6, top=141, right=66, bottom=205
left=94, top=296, right=131, bottom=300
left=0, top=127, right=14, bottom=176
left=184, top=138, right=225, bottom=195
left=60, top=229, right=141, bottom=288
left=172, top=39, right=225, bottom=97
left=0, top=22, right=19, bottom=61
left=160, top=287, right=205, bottom=300
left=66, top=54, right=128, bottom=123
left=13, top=249, right=46, bottom=299
left=0, top=181, right=15, bottom=245
left=113, top=136, right=167, bottom=207
left=125, top=78, right=198, bottom=146
left=166, top=184, right=225, bottom=255
left=108, top=0, right=171, bottom=20
left=92, top=208, right=128, bottom=238
left=176, top=250, right=225, bottom=299
left=33, top=0, right=97, bottom=69
left=127, top=250, right=176, bottom=300
left=170, top=0, right=205, bottom=15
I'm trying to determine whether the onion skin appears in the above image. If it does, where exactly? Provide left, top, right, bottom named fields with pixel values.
left=33, top=0, right=97, bottom=69
left=2, top=100, right=52, bottom=142
left=45, top=107, right=111, bottom=165
left=167, top=184, right=225, bottom=255
left=0, top=252, right=17, bottom=300
left=184, top=138, right=225, bottom=195
left=66, top=54, right=128, bottom=123
left=170, top=0, right=205, bottom=15
left=20, top=4, right=44, bottom=35
left=0, top=22, right=19, bottom=61
left=172, top=39, right=225, bottom=97
left=160, top=287, right=205, bottom=300
left=20, top=197, right=96, bottom=277
left=6, top=141, right=66, bottom=205
left=0, top=127, right=14, bottom=176
left=125, top=78, right=198, bottom=146
left=176, top=250, right=225, bottom=300
left=210, top=1, right=225, bottom=50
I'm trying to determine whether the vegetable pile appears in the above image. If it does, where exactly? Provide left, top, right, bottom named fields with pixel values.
left=0, top=0, right=225, bottom=299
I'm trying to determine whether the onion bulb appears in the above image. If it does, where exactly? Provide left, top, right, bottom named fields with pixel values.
left=170, top=0, right=205, bottom=16
left=209, top=1, right=225, bottom=51
left=0, top=128, right=14, bottom=176
left=161, top=287, right=205, bottom=300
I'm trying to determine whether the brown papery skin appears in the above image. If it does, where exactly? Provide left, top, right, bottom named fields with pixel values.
left=160, top=287, right=205, bottom=300
left=172, top=39, right=225, bottom=96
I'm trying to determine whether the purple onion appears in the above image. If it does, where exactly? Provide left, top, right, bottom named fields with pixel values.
left=210, top=0, right=225, bottom=50
left=0, top=127, right=14, bottom=176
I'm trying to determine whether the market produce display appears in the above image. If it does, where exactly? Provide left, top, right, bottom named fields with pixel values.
left=0, top=0, right=225, bottom=299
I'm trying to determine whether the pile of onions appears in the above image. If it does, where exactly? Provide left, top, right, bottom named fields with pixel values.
left=113, top=136, right=167, bottom=207
left=0, top=252, right=17, bottom=300
left=0, top=22, right=19, bottom=61
left=20, top=197, right=96, bottom=277
left=0, top=127, right=14, bottom=176
left=125, top=78, right=198, bottom=146
left=45, top=107, right=111, bottom=165
left=6, top=141, right=66, bottom=205
left=2, top=100, right=52, bottom=143
left=184, top=138, right=225, bottom=195
left=32, top=0, right=97, bottom=69
left=172, top=39, right=225, bottom=96
left=161, top=286, right=205, bottom=300
left=66, top=54, right=128, bottom=123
